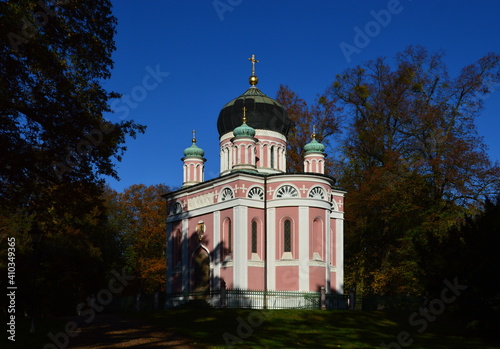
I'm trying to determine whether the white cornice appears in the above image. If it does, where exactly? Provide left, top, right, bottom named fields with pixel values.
left=220, top=129, right=286, bottom=142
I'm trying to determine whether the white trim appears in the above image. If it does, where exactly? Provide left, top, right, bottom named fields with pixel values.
left=267, top=207, right=276, bottom=290
left=335, top=217, right=344, bottom=293
left=213, top=211, right=220, bottom=289
left=248, top=259, right=264, bottom=267
left=168, top=198, right=265, bottom=222
left=220, top=129, right=286, bottom=142
left=181, top=218, right=189, bottom=292
left=267, top=198, right=331, bottom=210
left=233, top=206, right=248, bottom=289
left=298, top=206, right=309, bottom=291
left=309, top=259, right=327, bottom=267
left=280, top=251, right=294, bottom=260
left=325, top=210, right=331, bottom=291
left=330, top=211, right=343, bottom=219
left=275, top=259, right=300, bottom=266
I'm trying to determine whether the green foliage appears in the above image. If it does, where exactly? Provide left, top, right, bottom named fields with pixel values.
left=329, top=46, right=500, bottom=295
left=282, top=45, right=500, bottom=297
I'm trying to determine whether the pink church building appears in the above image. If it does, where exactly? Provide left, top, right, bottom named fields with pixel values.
left=164, top=56, right=345, bottom=308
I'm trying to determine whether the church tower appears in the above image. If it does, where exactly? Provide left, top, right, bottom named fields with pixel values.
left=303, top=127, right=326, bottom=174
left=181, top=131, right=206, bottom=187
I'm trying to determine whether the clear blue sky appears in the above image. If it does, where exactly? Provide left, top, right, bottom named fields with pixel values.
left=104, top=0, right=500, bottom=192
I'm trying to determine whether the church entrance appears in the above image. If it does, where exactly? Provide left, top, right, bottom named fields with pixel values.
left=192, top=248, right=210, bottom=297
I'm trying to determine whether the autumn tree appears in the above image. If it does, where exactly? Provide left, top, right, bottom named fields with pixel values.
left=276, top=85, right=342, bottom=173
left=328, top=46, right=500, bottom=294
left=117, top=184, right=169, bottom=309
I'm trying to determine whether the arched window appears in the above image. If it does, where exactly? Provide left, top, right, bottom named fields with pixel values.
left=223, top=218, right=232, bottom=260
left=308, top=186, right=325, bottom=200
left=228, top=220, right=232, bottom=256
left=251, top=220, right=258, bottom=253
left=247, top=186, right=264, bottom=200
left=270, top=145, right=275, bottom=168
left=284, top=219, right=291, bottom=253
left=312, top=218, right=323, bottom=260
left=220, top=187, right=234, bottom=202
left=276, top=185, right=299, bottom=198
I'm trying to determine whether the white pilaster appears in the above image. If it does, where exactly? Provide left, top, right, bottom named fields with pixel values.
left=181, top=218, right=189, bottom=292
left=233, top=206, right=248, bottom=289
left=213, top=211, right=221, bottom=289
left=266, top=207, right=276, bottom=290
left=325, top=211, right=331, bottom=292
left=298, top=206, right=309, bottom=291
left=335, top=217, right=344, bottom=294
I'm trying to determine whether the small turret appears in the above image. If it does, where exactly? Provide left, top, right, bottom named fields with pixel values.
left=303, top=126, right=326, bottom=174
left=182, top=131, right=206, bottom=187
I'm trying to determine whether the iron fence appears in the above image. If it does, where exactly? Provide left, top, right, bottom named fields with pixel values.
left=164, top=289, right=350, bottom=310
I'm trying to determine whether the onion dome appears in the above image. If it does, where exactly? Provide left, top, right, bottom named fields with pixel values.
left=183, top=131, right=205, bottom=158
left=217, top=55, right=291, bottom=138
left=233, top=107, right=256, bottom=138
left=304, top=132, right=325, bottom=154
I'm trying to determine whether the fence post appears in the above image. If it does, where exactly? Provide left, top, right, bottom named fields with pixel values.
left=320, top=286, right=326, bottom=310
left=349, top=288, right=356, bottom=310
left=220, top=280, right=226, bottom=308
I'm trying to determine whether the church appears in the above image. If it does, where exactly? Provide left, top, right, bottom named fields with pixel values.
left=164, top=55, right=345, bottom=308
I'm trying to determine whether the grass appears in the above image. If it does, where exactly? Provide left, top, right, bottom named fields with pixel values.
left=138, top=308, right=500, bottom=348
left=6, top=308, right=499, bottom=348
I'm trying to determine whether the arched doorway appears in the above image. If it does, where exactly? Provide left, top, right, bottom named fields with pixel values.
left=192, top=247, right=210, bottom=297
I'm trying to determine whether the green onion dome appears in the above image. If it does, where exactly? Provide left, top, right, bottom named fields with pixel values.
left=233, top=121, right=256, bottom=138
left=304, top=136, right=325, bottom=154
left=183, top=139, right=205, bottom=158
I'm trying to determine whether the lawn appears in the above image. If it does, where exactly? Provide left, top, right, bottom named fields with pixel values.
left=139, top=307, right=500, bottom=348
left=7, top=308, right=499, bottom=348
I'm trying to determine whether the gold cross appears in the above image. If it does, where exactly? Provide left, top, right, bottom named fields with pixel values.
left=192, top=130, right=196, bottom=143
left=248, top=54, right=259, bottom=76
left=242, top=106, right=247, bottom=123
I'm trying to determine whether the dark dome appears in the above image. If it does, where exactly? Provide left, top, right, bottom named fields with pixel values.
left=217, top=87, right=291, bottom=138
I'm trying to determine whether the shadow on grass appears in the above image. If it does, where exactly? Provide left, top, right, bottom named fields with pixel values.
left=139, top=309, right=500, bottom=349
left=6, top=310, right=499, bottom=349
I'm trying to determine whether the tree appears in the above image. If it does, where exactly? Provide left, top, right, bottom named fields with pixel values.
left=417, top=196, right=500, bottom=337
left=328, top=45, right=500, bottom=294
left=117, top=184, right=169, bottom=309
left=0, top=0, right=144, bottom=318
left=276, top=85, right=342, bottom=173
left=0, top=0, right=145, bottom=216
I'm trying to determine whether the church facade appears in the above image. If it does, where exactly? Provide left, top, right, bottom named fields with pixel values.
left=164, top=56, right=345, bottom=307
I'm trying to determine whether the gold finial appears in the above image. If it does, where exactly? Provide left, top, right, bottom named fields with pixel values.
left=312, top=125, right=317, bottom=140
left=248, top=54, right=259, bottom=86
left=242, top=106, right=247, bottom=123
left=192, top=130, right=196, bottom=143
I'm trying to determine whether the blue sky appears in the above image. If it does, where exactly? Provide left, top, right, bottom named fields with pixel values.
left=104, top=0, right=500, bottom=192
